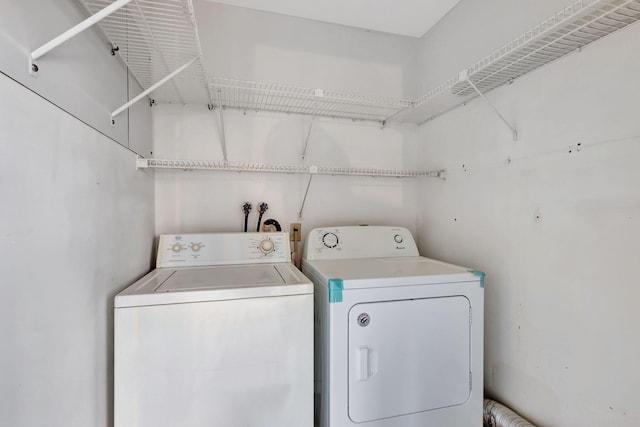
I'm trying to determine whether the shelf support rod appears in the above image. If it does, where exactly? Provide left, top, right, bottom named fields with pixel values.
left=111, top=56, right=199, bottom=122
left=215, top=88, right=229, bottom=163
left=29, top=0, right=133, bottom=74
left=301, top=116, right=315, bottom=161
left=298, top=166, right=317, bottom=219
left=462, top=70, right=518, bottom=141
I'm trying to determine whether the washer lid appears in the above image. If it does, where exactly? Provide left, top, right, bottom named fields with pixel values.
left=158, top=265, right=284, bottom=292
left=115, top=263, right=313, bottom=308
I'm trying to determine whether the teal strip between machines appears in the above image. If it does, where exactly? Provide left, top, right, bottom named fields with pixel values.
left=328, top=279, right=344, bottom=303
left=469, top=270, right=486, bottom=288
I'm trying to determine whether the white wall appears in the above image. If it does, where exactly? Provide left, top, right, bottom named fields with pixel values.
left=155, top=4, right=423, bottom=242
left=0, top=73, right=154, bottom=426
left=415, top=13, right=640, bottom=427
left=36, top=1, right=636, bottom=426
left=193, top=0, right=419, bottom=99
left=154, top=106, right=420, bottom=241
left=0, top=0, right=153, bottom=155
left=1, top=2, right=155, bottom=425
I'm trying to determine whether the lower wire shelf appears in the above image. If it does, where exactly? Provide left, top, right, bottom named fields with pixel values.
left=136, top=158, right=445, bottom=179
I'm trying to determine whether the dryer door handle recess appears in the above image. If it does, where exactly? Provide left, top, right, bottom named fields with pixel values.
left=357, top=346, right=370, bottom=381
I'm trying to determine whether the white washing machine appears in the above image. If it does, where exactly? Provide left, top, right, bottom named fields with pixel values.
left=301, top=226, right=484, bottom=427
left=114, top=232, right=313, bottom=427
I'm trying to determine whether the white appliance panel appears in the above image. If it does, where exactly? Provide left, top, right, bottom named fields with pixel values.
left=301, top=226, right=484, bottom=427
left=114, top=294, right=313, bottom=427
left=304, top=226, right=419, bottom=260
left=116, top=232, right=314, bottom=426
left=157, top=232, right=290, bottom=267
left=348, top=296, right=471, bottom=423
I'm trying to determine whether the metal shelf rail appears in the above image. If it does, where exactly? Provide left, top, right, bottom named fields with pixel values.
left=136, top=158, right=445, bottom=179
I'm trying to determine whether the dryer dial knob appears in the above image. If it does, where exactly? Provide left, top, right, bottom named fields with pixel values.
left=258, top=239, right=275, bottom=254
left=394, top=234, right=404, bottom=244
left=322, top=232, right=339, bottom=248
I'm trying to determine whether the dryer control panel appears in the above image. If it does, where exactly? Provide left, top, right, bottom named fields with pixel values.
left=157, top=232, right=291, bottom=268
left=303, top=226, right=419, bottom=260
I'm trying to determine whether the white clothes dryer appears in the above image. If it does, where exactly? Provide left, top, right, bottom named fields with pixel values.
left=301, top=226, right=484, bottom=427
left=114, top=232, right=313, bottom=427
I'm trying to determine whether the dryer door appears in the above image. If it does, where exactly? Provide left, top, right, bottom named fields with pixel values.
left=348, top=296, right=471, bottom=423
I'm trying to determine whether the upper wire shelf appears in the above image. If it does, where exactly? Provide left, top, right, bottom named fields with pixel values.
left=209, top=78, right=414, bottom=123
left=80, top=0, right=212, bottom=104
left=394, top=0, right=640, bottom=124
left=207, top=0, right=639, bottom=125
left=69, top=0, right=639, bottom=125
left=454, top=0, right=640, bottom=97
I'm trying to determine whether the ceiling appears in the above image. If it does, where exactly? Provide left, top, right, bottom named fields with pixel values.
left=206, top=0, right=463, bottom=38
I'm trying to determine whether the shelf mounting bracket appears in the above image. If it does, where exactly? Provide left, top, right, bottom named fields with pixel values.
left=298, top=166, right=318, bottom=219
left=214, top=88, right=229, bottom=163
left=29, top=0, right=133, bottom=76
left=460, top=69, right=518, bottom=141
left=136, top=156, right=149, bottom=170
left=301, top=116, right=315, bottom=161
left=111, top=56, right=199, bottom=124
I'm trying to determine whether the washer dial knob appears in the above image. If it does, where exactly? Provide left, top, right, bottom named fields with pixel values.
left=171, top=243, right=183, bottom=252
left=258, top=239, right=275, bottom=254
left=322, top=232, right=339, bottom=248
left=191, top=243, right=202, bottom=252
left=394, top=234, right=404, bottom=244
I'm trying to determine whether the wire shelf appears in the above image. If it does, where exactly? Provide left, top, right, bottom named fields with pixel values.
left=137, top=158, right=444, bottom=178
left=454, top=0, right=640, bottom=97
left=79, top=0, right=639, bottom=124
left=80, top=0, right=211, bottom=104
left=393, top=0, right=640, bottom=124
left=209, top=78, right=414, bottom=123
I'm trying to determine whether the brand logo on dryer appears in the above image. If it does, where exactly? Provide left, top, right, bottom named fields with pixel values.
left=394, top=234, right=406, bottom=250
left=357, top=313, right=370, bottom=327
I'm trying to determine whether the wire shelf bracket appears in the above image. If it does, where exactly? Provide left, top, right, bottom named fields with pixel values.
left=80, top=0, right=212, bottom=106
left=297, top=167, right=317, bottom=219
left=214, top=88, right=229, bottom=163
left=111, top=56, right=199, bottom=124
left=29, top=0, right=133, bottom=76
left=301, top=116, right=316, bottom=161
left=459, top=69, right=519, bottom=141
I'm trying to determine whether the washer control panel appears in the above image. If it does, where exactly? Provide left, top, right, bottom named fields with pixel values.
left=303, top=226, right=419, bottom=260
left=157, top=232, right=290, bottom=268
